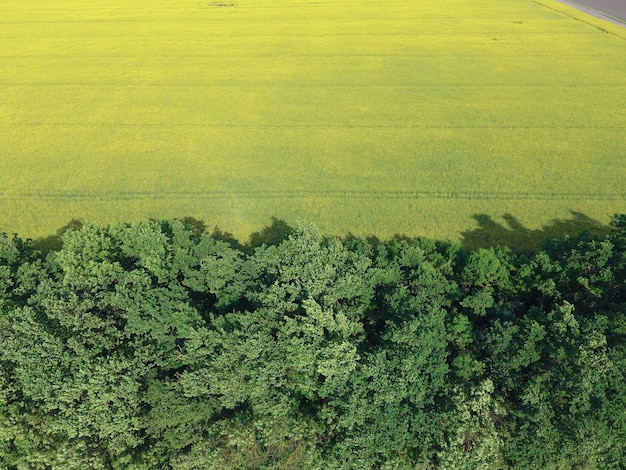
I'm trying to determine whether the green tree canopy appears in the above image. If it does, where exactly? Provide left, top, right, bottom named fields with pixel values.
left=0, top=217, right=624, bottom=469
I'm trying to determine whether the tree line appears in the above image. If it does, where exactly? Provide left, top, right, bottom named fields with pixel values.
left=1, top=216, right=625, bottom=469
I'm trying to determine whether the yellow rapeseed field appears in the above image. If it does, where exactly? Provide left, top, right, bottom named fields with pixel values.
left=0, top=0, right=625, bottom=246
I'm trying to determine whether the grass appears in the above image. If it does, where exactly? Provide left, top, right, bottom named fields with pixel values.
left=0, top=0, right=625, bottom=246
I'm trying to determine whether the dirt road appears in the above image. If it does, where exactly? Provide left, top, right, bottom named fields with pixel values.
left=558, top=0, right=626, bottom=26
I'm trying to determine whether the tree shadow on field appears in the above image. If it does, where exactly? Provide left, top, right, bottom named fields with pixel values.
left=175, top=217, right=247, bottom=250
left=37, top=212, right=610, bottom=256
left=177, top=217, right=208, bottom=239
left=461, top=211, right=613, bottom=253
left=33, top=216, right=298, bottom=255
left=164, top=216, right=294, bottom=252
left=33, top=220, right=83, bottom=253
left=204, top=217, right=294, bottom=253
left=248, top=217, right=295, bottom=250
left=343, top=233, right=383, bottom=249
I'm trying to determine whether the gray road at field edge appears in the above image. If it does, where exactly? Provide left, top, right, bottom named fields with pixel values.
left=557, top=0, right=626, bottom=27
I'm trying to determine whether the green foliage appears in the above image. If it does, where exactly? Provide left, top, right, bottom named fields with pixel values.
left=437, top=379, right=506, bottom=469
left=0, top=232, right=20, bottom=307
left=1, top=218, right=625, bottom=468
left=324, top=238, right=456, bottom=466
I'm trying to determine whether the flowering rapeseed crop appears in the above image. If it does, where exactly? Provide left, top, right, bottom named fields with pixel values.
left=0, top=0, right=624, bottom=244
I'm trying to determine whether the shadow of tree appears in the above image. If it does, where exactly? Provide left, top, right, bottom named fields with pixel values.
left=461, top=211, right=613, bottom=252
left=33, top=220, right=83, bottom=253
left=247, top=217, right=295, bottom=249
left=342, top=233, right=383, bottom=249
left=32, top=217, right=298, bottom=255
left=208, top=226, right=245, bottom=251
left=175, top=217, right=249, bottom=251
left=176, top=217, right=208, bottom=239
left=34, top=211, right=614, bottom=256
